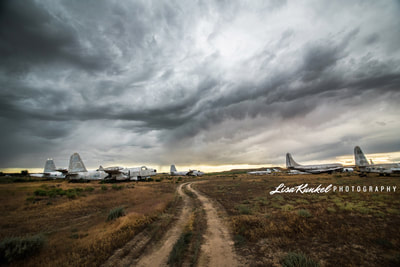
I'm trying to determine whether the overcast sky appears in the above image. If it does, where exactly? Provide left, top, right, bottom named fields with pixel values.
left=1, top=0, right=400, bottom=172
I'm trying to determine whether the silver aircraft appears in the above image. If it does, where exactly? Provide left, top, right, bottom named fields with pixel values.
left=30, top=159, right=66, bottom=179
left=170, top=165, right=203, bottom=176
left=286, top=153, right=343, bottom=174
left=354, top=146, right=400, bottom=176
left=102, top=166, right=157, bottom=181
left=66, top=153, right=108, bottom=180
left=248, top=169, right=272, bottom=175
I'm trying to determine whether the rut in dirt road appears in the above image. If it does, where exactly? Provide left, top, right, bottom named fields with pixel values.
left=133, top=182, right=192, bottom=267
left=188, top=183, right=241, bottom=267
left=102, top=182, right=192, bottom=267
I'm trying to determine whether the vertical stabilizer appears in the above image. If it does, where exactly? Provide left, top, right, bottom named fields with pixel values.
left=354, top=146, right=369, bottom=167
left=286, top=153, right=300, bottom=168
left=44, top=159, right=56, bottom=172
left=170, top=165, right=177, bottom=173
left=68, top=153, right=87, bottom=172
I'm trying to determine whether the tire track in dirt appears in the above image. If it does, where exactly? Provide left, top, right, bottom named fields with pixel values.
left=188, top=183, right=241, bottom=267
left=102, top=182, right=192, bottom=267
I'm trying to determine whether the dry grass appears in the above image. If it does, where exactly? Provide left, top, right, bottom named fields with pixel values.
left=196, top=173, right=400, bottom=266
left=0, top=180, right=176, bottom=266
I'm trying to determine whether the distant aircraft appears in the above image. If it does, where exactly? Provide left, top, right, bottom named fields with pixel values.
left=102, top=166, right=157, bottom=181
left=66, top=153, right=108, bottom=180
left=286, top=153, right=343, bottom=174
left=248, top=169, right=272, bottom=175
left=30, top=159, right=66, bottom=179
left=343, top=167, right=354, bottom=172
left=354, top=146, right=400, bottom=176
left=287, top=169, right=308, bottom=175
left=170, top=165, right=203, bottom=176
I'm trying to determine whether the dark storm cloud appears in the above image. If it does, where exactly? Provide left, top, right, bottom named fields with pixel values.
left=1, top=0, right=400, bottom=169
left=0, top=0, right=110, bottom=73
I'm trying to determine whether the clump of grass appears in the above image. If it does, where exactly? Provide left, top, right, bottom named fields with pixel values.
left=111, top=184, right=123, bottom=190
left=168, top=231, right=192, bottom=266
left=0, top=234, right=45, bottom=263
left=282, top=252, right=319, bottom=267
left=107, top=207, right=125, bottom=221
left=101, top=185, right=108, bottom=191
left=234, top=234, right=246, bottom=247
left=326, top=207, right=336, bottom=213
left=236, top=204, right=252, bottom=215
left=298, top=209, right=312, bottom=218
left=281, top=204, right=294, bottom=211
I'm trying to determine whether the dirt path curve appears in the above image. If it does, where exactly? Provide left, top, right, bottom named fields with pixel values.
left=188, top=183, right=241, bottom=267
left=133, top=182, right=192, bottom=267
left=102, top=182, right=192, bottom=267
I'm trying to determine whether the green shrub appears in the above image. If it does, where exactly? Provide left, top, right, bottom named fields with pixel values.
left=0, top=235, right=45, bottom=263
left=112, top=184, right=123, bottom=190
left=236, top=205, right=252, bottom=215
left=84, top=187, right=94, bottom=192
left=298, top=209, right=312, bottom=218
left=66, top=191, right=77, bottom=199
left=282, top=252, right=319, bottom=267
left=33, top=189, right=47, bottom=197
left=107, top=207, right=125, bottom=221
left=101, top=185, right=108, bottom=191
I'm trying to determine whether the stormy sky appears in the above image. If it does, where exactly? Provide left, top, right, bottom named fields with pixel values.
left=1, top=0, right=400, bottom=172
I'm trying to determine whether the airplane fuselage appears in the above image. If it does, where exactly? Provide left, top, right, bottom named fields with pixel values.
left=289, top=164, right=343, bottom=174
left=68, top=170, right=108, bottom=180
left=359, top=163, right=400, bottom=174
left=31, top=171, right=66, bottom=179
left=104, top=166, right=157, bottom=180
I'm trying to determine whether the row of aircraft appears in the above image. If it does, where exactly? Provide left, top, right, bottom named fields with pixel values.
left=31, top=153, right=157, bottom=181
left=284, top=146, right=400, bottom=175
left=31, top=153, right=204, bottom=180
left=31, top=146, right=399, bottom=180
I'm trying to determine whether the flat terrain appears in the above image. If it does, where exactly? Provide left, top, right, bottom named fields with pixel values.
left=1, top=173, right=399, bottom=266
left=196, top=172, right=400, bottom=266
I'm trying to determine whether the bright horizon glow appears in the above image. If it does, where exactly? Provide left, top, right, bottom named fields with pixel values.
left=2, top=151, right=400, bottom=174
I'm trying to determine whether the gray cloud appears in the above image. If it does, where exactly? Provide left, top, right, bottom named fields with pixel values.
left=1, top=0, right=400, bottom=170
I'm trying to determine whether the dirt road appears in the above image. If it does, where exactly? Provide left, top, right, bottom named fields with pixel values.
left=188, top=183, right=240, bottom=267
left=103, top=181, right=240, bottom=266
left=102, top=182, right=192, bottom=267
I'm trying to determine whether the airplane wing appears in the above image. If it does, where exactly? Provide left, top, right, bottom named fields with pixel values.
left=102, top=166, right=124, bottom=174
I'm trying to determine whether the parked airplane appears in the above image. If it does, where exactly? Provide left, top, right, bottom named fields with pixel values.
left=170, top=165, right=203, bottom=176
left=30, top=159, right=66, bottom=179
left=287, top=169, right=308, bottom=175
left=248, top=169, right=272, bottom=175
left=286, top=153, right=343, bottom=174
left=66, top=153, right=108, bottom=180
left=102, top=166, right=157, bottom=181
left=354, top=146, right=400, bottom=176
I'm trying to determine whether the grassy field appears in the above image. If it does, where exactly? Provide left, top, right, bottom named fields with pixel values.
left=195, top=173, right=400, bottom=266
left=0, top=178, right=177, bottom=266
left=1, top=173, right=399, bottom=266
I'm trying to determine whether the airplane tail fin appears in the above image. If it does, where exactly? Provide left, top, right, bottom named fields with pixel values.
left=354, top=146, right=369, bottom=167
left=44, top=159, right=56, bottom=172
left=68, top=153, right=87, bottom=173
left=286, top=153, right=300, bottom=168
left=170, top=165, right=177, bottom=173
